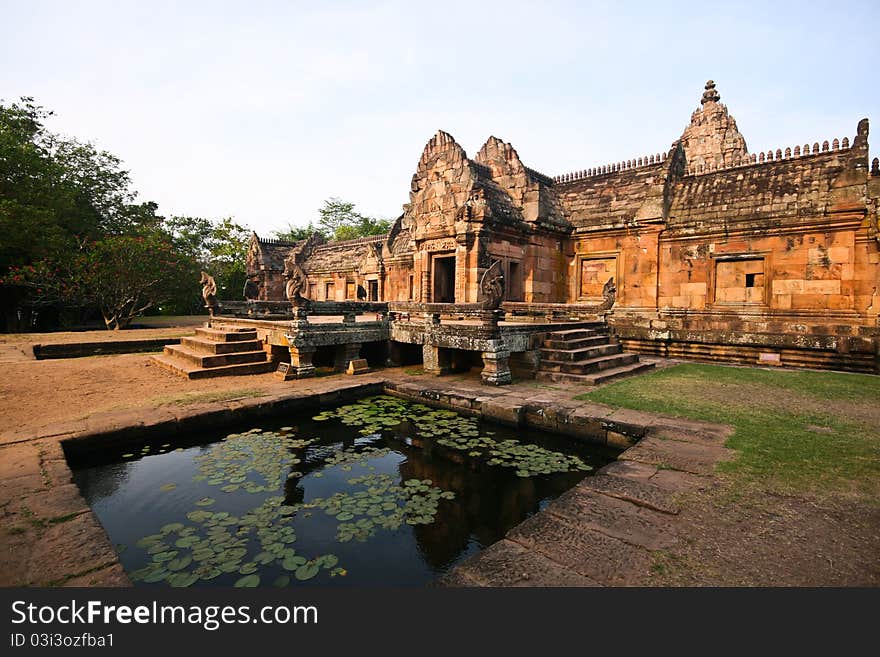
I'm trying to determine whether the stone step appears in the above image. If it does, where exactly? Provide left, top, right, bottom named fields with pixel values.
left=539, top=343, right=622, bottom=362
left=543, top=335, right=613, bottom=350
left=180, top=336, right=264, bottom=355
left=149, top=354, right=275, bottom=380
left=535, top=361, right=655, bottom=385
left=194, top=327, right=258, bottom=342
left=546, top=328, right=608, bottom=342
left=163, top=344, right=269, bottom=368
left=539, top=352, right=638, bottom=374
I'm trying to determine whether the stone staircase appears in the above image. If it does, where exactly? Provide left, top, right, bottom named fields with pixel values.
left=535, top=323, right=654, bottom=385
left=150, top=327, right=274, bottom=379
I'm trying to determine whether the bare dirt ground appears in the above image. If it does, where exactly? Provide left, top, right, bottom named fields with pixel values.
left=0, top=354, right=288, bottom=443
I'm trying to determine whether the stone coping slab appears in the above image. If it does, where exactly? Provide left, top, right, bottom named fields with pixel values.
left=33, top=337, right=189, bottom=360
left=0, top=372, right=733, bottom=588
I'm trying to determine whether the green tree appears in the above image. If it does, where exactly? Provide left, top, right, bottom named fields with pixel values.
left=165, top=216, right=250, bottom=302
left=271, top=221, right=325, bottom=242
left=1, top=97, right=167, bottom=330
left=317, top=197, right=390, bottom=241
left=9, top=231, right=193, bottom=329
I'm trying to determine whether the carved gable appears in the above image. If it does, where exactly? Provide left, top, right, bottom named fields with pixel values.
left=404, top=130, right=482, bottom=240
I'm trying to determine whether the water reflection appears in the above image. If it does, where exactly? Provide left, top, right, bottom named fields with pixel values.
left=71, top=402, right=618, bottom=586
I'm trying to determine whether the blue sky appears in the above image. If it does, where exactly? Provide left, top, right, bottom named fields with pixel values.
left=2, top=0, right=878, bottom=235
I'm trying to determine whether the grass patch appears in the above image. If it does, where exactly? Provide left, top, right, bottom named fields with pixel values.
left=403, top=367, right=425, bottom=376
left=150, top=388, right=267, bottom=406
left=577, top=363, right=880, bottom=499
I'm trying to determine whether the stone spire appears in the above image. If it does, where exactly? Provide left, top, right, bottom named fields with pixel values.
left=679, top=79, right=748, bottom=170
left=701, top=79, right=720, bottom=104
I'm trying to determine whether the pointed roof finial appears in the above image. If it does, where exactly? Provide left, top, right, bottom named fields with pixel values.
left=701, top=79, right=720, bottom=104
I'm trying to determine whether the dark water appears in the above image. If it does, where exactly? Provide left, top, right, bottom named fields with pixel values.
left=70, top=397, right=618, bottom=587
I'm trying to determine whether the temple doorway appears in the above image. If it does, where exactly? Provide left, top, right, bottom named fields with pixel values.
left=432, top=254, right=456, bottom=303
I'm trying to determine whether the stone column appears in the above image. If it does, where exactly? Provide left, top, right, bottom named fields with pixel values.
left=334, top=342, right=362, bottom=373
left=481, top=348, right=512, bottom=386
left=423, top=345, right=451, bottom=376
left=288, top=344, right=316, bottom=379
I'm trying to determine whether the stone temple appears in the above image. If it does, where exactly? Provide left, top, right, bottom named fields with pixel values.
left=154, top=81, right=880, bottom=382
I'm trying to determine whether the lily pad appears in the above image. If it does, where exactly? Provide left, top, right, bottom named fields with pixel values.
left=167, top=555, right=192, bottom=572
left=234, top=574, right=260, bottom=588
left=167, top=572, right=199, bottom=588
left=294, top=563, right=320, bottom=581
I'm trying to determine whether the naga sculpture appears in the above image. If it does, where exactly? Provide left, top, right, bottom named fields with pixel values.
left=478, top=260, right=505, bottom=310
left=598, top=276, right=617, bottom=312
left=283, top=259, right=309, bottom=307
left=199, top=271, right=219, bottom=315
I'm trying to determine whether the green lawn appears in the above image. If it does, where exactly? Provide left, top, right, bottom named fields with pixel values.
left=577, top=363, right=880, bottom=500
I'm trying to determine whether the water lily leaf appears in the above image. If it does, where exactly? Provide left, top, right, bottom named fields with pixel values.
left=282, top=556, right=307, bottom=571
left=159, top=483, right=177, bottom=492
left=167, top=572, right=199, bottom=588
left=320, top=554, right=339, bottom=569
left=143, top=568, right=170, bottom=583
left=273, top=575, right=290, bottom=587
left=152, top=550, right=178, bottom=563
left=294, top=563, right=320, bottom=581
left=234, top=574, right=260, bottom=588
left=195, top=497, right=216, bottom=507
left=136, top=534, right=164, bottom=547
left=167, top=555, right=192, bottom=572
left=239, top=562, right=258, bottom=575
left=160, top=523, right=184, bottom=534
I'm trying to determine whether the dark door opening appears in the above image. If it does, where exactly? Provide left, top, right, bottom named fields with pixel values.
left=433, top=255, right=456, bottom=303
left=368, top=280, right=379, bottom=301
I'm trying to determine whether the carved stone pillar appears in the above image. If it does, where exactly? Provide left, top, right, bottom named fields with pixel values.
left=288, top=344, right=316, bottom=379
left=334, top=342, right=362, bottom=373
left=423, top=345, right=451, bottom=376
left=481, top=348, right=512, bottom=386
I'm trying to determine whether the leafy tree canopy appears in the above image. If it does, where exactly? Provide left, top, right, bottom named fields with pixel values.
left=272, top=198, right=390, bottom=243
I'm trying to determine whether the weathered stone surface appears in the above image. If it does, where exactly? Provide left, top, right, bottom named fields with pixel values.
left=507, top=511, right=651, bottom=585
left=579, top=474, right=681, bottom=515
left=26, top=513, right=119, bottom=585
left=648, top=468, right=714, bottom=494
left=0, top=443, right=41, bottom=480
left=620, top=436, right=730, bottom=475
left=8, top=483, right=89, bottom=521
left=0, top=473, right=45, bottom=506
left=444, top=538, right=599, bottom=587
left=599, top=460, right=658, bottom=481
left=480, top=400, right=524, bottom=426
left=546, top=487, right=678, bottom=550
left=63, top=563, right=131, bottom=587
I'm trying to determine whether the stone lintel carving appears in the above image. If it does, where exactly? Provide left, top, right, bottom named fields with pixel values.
left=421, top=237, right=458, bottom=252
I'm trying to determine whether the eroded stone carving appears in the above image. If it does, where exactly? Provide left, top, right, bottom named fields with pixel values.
left=599, top=277, right=617, bottom=312
left=200, top=271, right=218, bottom=315
left=478, top=260, right=505, bottom=310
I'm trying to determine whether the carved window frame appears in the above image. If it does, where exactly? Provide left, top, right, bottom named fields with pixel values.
left=708, top=251, right=771, bottom=308
left=576, top=251, right=620, bottom=302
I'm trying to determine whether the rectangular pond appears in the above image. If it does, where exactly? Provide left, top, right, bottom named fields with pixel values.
left=69, top=394, right=619, bottom=587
